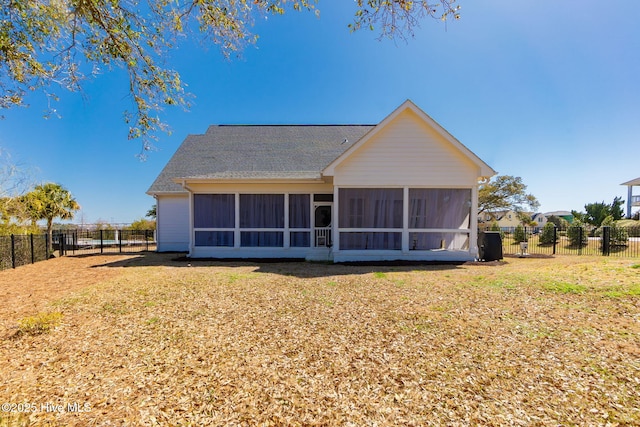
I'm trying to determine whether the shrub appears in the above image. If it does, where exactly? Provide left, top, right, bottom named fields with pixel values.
left=601, top=216, right=628, bottom=247
left=567, top=220, right=588, bottom=247
left=547, top=215, right=569, bottom=230
left=513, top=224, right=527, bottom=243
left=17, top=312, right=63, bottom=336
left=489, top=221, right=504, bottom=239
left=539, top=222, right=557, bottom=245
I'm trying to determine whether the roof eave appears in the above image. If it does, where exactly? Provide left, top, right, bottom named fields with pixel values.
left=621, top=177, right=640, bottom=186
left=173, top=177, right=327, bottom=185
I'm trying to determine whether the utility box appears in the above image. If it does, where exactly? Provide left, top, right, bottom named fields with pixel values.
left=478, top=231, right=503, bottom=261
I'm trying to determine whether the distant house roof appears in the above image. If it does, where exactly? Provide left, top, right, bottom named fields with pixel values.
left=544, top=211, right=573, bottom=217
left=147, top=125, right=375, bottom=194
left=621, top=177, right=640, bottom=186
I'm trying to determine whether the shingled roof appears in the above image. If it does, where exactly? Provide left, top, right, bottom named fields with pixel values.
left=147, top=124, right=375, bottom=194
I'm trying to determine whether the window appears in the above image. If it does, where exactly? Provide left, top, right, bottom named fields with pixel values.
left=348, top=198, right=365, bottom=228
left=290, top=232, right=311, bottom=247
left=340, top=232, right=402, bottom=250
left=289, top=194, right=310, bottom=228
left=240, top=194, right=284, bottom=228
left=313, top=194, right=334, bottom=202
left=241, top=232, right=283, bottom=247
left=339, top=188, right=403, bottom=229
left=195, top=231, right=233, bottom=247
left=194, top=194, right=234, bottom=228
left=409, top=189, right=471, bottom=229
left=338, top=188, right=403, bottom=250
left=289, top=194, right=310, bottom=247
left=194, top=194, right=235, bottom=247
left=409, top=232, right=469, bottom=251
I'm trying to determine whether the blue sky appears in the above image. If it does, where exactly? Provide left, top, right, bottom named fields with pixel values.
left=1, top=0, right=639, bottom=224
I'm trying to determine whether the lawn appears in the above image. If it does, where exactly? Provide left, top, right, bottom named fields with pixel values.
left=1, top=253, right=639, bottom=426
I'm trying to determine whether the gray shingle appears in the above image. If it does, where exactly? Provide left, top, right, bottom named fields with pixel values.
left=147, top=125, right=375, bottom=194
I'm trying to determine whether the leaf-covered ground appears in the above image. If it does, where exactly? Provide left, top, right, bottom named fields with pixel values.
left=1, top=253, right=639, bottom=426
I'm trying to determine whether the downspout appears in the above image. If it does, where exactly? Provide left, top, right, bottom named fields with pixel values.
left=153, top=195, right=159, bottom=249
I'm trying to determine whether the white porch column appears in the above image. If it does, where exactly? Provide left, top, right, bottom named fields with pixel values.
left=470, top=185, right=479, bottom=258
left=234, top=193, right=240, bottom=248
left=333, top=186, right=339, bottom=252
left=284, top=193, right=290, bottom=248
left=183, top=182, right=194, bottom=256
left=402, top=186, right=409, bottom=253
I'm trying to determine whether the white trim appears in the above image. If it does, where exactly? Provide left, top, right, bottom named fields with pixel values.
left=402, top=187, right=409, bottom=252
left=284, top=194, right=290, bottom=249
left=470, top=185, right=479, bottom=258
left=174, top=177, right=325, bottom=185
left=187, top=187, right=194, bottom=256
left=234, top=193, right=240, bottom=248
left=333, top=186, right=339, bottom=251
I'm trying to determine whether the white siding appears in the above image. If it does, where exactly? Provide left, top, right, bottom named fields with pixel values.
left=334, top=109, right=479, bottom=187
left=157, top=195, right=189, bottom=252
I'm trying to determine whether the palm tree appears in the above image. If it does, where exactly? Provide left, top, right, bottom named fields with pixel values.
left=23, top=183, right=80, bottom=254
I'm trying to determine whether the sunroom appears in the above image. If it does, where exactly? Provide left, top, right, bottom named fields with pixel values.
left=189, top=186, right=473, bottom=261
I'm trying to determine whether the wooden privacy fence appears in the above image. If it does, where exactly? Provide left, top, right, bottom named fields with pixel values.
left=0, top=230, right=156, bottom=271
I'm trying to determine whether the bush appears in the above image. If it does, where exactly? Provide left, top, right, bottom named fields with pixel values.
left=567, top=220, right=588, bottom=247
left=513, top=224, right=527, bottom=243
left=539, top=222, right=557, bottom=245
left=489, top=221, right=504, bottom=239
left=601, top=216, right=628, bottom=247
left=17, top=312, right=63, bottom=336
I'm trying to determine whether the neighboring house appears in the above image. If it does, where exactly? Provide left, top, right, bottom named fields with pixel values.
left=621, top=177, right=640, bottom=218
left=479, top=210, right=534, bottom=229
left=147, top=100, right=496, bottom=262
left=531, top=212, right=548, bottom=228
left=544, top=211, right=574, bottom=224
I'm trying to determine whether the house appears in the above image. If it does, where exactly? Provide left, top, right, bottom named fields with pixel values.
left=621, top=177, right=640, bottom=218
left=531, top=212, right=548, bottom=228
left=544, top=210, right=574, bottom=224
left=479, top=210, right=534, bottom=230
left=147, top=100, right=496, bottom=262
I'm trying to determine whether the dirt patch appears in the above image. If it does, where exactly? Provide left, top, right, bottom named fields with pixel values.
left=0, top=254, right=144, bottom=337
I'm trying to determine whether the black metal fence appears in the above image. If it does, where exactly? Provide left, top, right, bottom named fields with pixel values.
left=0, top=230, right=156, bottom=271
left=482, top=225, right=640, bottom=258
left=54, top=229, right=156, bottom=256
left=0, top=234, right=49, bottom=270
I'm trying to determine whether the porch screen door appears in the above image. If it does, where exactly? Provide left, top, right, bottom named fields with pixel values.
left=314, top=204, right=332, bottom=247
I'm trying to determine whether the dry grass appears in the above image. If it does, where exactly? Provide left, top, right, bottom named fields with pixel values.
left=1, top=253, right=639, bottom=426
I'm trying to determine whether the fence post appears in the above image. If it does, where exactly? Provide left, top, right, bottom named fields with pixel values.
left=552, top=226, right=557, bottom=255
left=100, top=229, right=104, bottom=254
left=145, top=230, right=149, bottom=251
left=578, top=227, right=583, bottom=255
left=602, top=226, right=611, bottom=256
left=45, top=234, right=49, bottom=260
left=11, top=234, right=15, bottom=269
left=119, top=229, right=123, bottom=253
left=30, top=233, right=35, bottom=264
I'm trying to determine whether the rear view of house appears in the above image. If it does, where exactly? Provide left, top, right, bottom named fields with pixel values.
left=147, top=100, right=496, bottom=262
